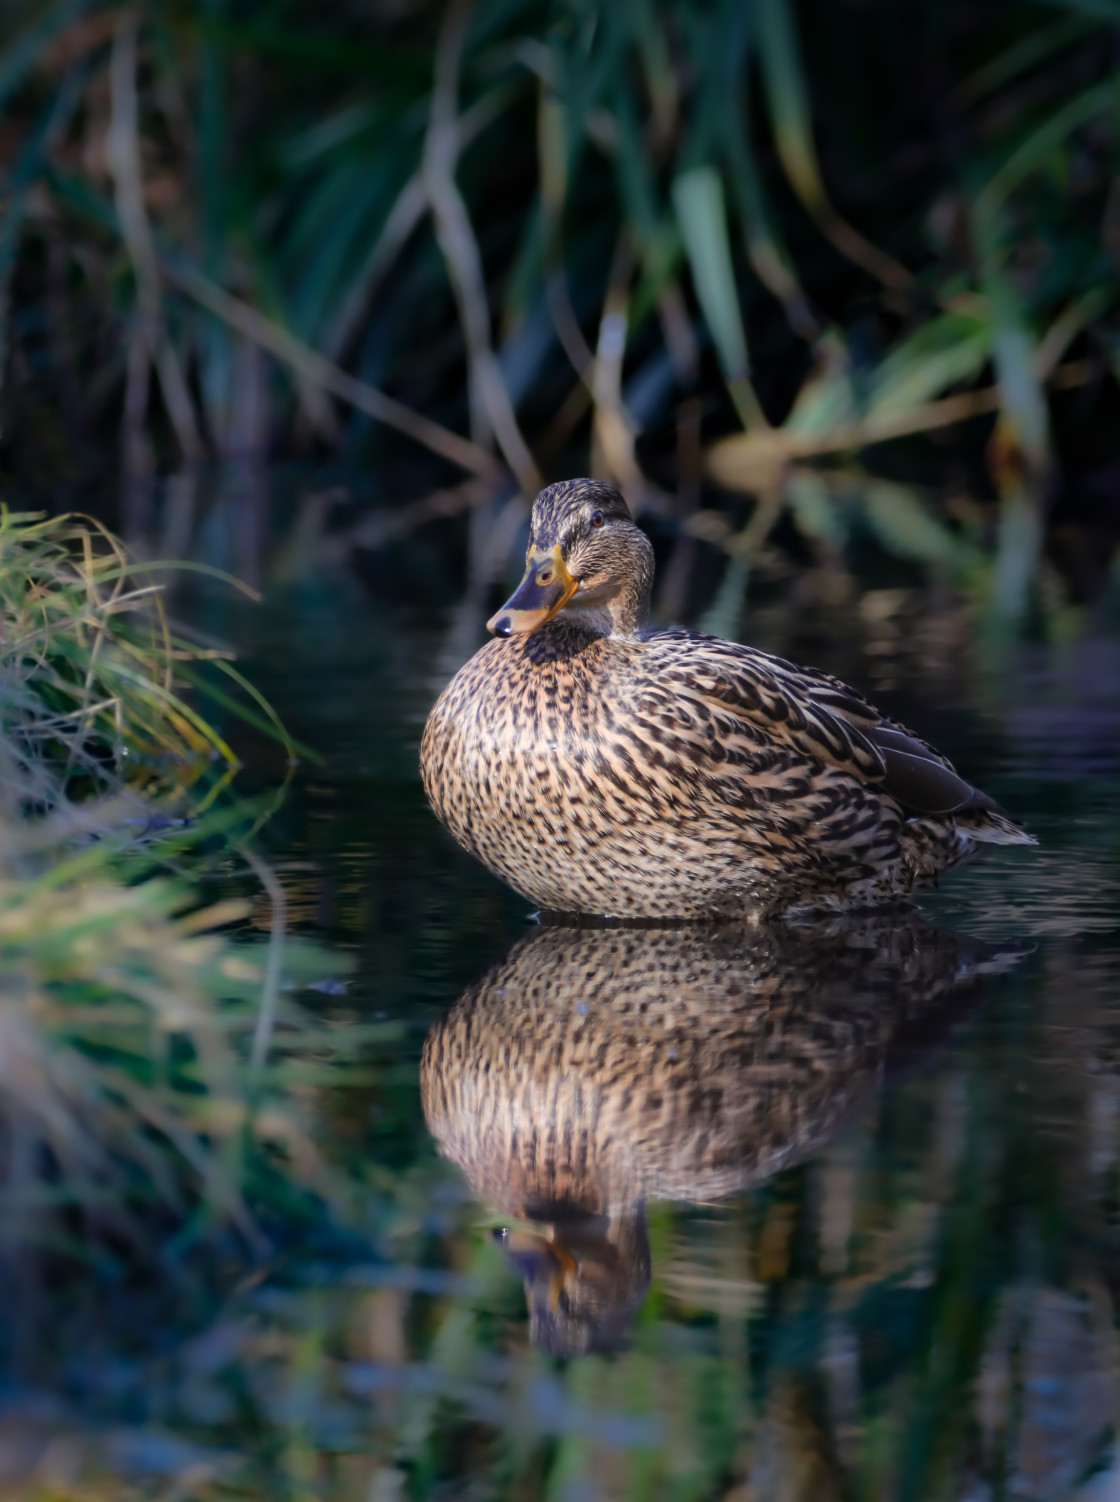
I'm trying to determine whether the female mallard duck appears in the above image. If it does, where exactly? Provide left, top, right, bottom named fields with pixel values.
left=421, top=918, right=1021, bottom=1354
left=421, top=479, right=1034, bottom=918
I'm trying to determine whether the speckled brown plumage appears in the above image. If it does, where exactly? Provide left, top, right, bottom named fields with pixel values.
left=420, top=917, right=1022, bottom=1354
left=421, top=479, right=1034, bottom=919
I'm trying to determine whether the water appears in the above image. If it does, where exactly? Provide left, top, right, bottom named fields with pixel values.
left=9, top=559, right=1120, bottom=1500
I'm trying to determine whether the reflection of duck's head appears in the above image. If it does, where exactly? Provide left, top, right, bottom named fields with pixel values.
left=491, top=1214, right=650, bottom=1358
left=421, top=916, right=1022, bottom=1354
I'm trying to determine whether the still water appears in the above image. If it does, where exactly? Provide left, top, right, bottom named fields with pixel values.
left=15, top=552, right=1120, bottom=1499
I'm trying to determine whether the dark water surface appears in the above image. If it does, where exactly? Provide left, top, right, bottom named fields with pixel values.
left=20, top=561, right=1120, bottom=1499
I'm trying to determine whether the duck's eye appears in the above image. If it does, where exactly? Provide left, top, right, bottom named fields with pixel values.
left=590, top=510, right=604, bottom=528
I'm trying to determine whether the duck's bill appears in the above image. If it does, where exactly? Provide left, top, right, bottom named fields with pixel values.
left=486, top=546, right=579, bottom=636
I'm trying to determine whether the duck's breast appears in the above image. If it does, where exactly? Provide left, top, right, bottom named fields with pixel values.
left=420, top=638, right=612, bottom=862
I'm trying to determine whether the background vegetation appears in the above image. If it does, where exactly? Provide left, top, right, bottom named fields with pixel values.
left=3, top=0, right=1120, bottom=625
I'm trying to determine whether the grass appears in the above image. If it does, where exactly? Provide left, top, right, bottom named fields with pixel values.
left=0, top=508, right=353, bottom=1280
left=0, top=507, right=241, bottom=818
left=2, top=0, right=1119, bottom=622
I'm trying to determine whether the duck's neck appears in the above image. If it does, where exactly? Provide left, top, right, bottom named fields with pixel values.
left=557, top=570, right=652, bottom=641
left=523, top=617, right=608, bottom=662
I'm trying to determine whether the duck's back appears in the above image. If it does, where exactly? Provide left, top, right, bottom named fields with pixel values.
left=420, top=625, right=1026, bottom=918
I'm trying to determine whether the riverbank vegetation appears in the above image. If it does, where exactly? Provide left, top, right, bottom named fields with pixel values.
left=0, top=508, right=354, bottom=1287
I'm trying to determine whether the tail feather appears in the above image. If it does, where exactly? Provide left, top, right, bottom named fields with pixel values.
left=869, top=726, right=1029, bottom=841
left=954, top=807, right=1037, bottom=847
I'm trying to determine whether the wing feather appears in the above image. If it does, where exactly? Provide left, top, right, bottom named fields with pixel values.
left=649, top=634, right=885, bottom=783
left=645, top=631, right=1017, bottom=822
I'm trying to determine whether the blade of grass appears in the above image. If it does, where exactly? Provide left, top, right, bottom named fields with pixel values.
left=422, top=0, right=541, bottom=494
left=756, top=0, right=911, bottom=290
left=165, top=258, right=504, bottom=482
left=672, top=165, right=766, bottom=430
left=107, top=13, right=202, bottom=465
left=953, top=12, right=1097, bottom=106
left=975, top=74, right=1120, bottom=219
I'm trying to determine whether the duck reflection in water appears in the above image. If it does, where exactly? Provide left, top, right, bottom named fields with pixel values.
left=421, top=916, right=1024, bottom=1358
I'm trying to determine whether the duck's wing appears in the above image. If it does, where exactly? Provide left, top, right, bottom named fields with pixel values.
left=763, top=654, right=1008, bottom=816
left=645, top=632, right=1014, bottom=822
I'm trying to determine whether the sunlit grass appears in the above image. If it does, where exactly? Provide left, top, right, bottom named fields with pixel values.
left=0, top=506, right=264, bottom=827
left=0, top=509, right=349, bottom=1272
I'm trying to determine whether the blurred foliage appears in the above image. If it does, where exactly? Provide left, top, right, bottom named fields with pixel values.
left=2, top=0, right=1120, bottom=619
left=0, top=509, right=356, bottom=1289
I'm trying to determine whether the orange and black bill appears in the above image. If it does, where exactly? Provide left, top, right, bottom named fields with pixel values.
left=487, top=545, right=579, bottom=636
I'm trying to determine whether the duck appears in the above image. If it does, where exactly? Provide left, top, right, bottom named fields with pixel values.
left=420, top=478, right=1035, bottom=919
left=421, top=916, right=1023, bottom=1354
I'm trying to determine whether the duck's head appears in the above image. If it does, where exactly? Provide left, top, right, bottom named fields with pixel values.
left=487, top=479, right=655, bottom=639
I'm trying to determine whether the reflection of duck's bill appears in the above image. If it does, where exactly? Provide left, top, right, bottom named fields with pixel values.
left=493, top=1227, right=576, bottom=1311
left=491, top=1211, right=652, bottom=1359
